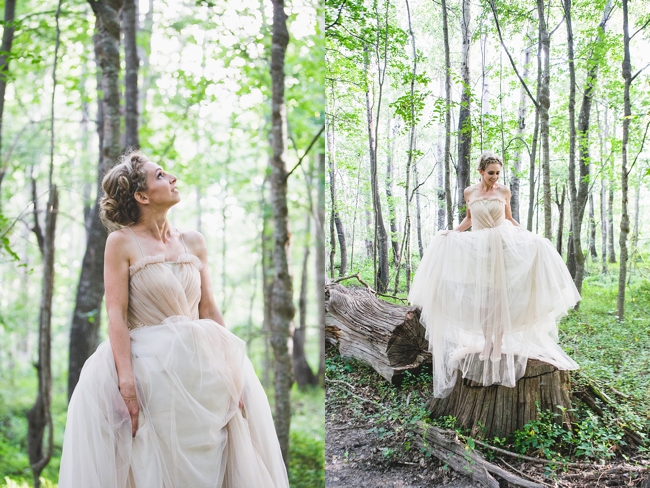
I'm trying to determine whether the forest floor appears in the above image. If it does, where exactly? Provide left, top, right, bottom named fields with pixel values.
left=325, top=271, right=650, bottom=488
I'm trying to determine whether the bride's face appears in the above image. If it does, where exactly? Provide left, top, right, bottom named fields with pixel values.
left=479, top=163, right=502, bottom=186
left=140, top=160, right=181, bottom=206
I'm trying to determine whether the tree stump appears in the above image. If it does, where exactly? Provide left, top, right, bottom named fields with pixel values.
left=427, top=359, right=574, bottom=440
left=325, top=283, right=430, bottom=383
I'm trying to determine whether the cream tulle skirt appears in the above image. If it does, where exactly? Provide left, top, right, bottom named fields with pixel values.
left=409, top=221, right=580, bottom=398
left=59, top=317, right=289, bottom=488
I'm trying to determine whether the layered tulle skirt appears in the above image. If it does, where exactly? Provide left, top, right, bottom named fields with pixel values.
left=409, top=221, right=580, bottom=398
left=59, top=317, right=289, bottom=488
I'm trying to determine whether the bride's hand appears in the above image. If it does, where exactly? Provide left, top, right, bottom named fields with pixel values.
left=120, top=388, right=139, bottom=437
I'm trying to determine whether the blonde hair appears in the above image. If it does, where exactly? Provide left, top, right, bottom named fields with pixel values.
left=477, top=152, right=503, bottom=171
left=99, top=149, right=150, bottom=231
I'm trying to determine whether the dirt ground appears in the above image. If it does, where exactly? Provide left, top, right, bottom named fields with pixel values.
left=325, top=415, right=477, bottom=488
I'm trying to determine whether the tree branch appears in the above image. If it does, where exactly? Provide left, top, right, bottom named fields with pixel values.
left=488, top=0, right=539, bottom=110
left=286, top=124, right=325, bottom=179
left=326, top=0, right=347, bottom=30
left=630, top=62, right=650, bottom=82
left=630, top=15, right=650, bottom=40
left=627, top=118, right=650, bottom=176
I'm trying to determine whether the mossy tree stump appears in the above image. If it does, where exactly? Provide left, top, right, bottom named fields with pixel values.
left=326, top=284, right=575, bottom=440
left=427, top=360, right=574, bottom=440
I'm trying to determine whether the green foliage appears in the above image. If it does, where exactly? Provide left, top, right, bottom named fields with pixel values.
left=288, top=427, right=325, bottom=488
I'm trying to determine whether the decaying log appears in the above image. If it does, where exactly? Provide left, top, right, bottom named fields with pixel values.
left=427, top=360, right=573, bottom=440
left=414, top=423, right=545, bottom=488
left=325, top=283, right=430, bottom=383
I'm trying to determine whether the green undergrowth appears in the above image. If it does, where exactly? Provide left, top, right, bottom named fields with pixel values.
left=326, top=271, right=650, bottom=466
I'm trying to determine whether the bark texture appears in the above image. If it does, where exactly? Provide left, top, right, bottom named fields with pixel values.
left=325, top=284, right=430, bottom=383
left=427, top=360, right=573, bottom=441
left=441, top=0, right=453, bottom=229
left=69, top=1, right=124, bottom=400
left=456, top=0, right=471, bottom=221
left=618, top=0, right=631, bottom=319
left=270, top=0, right=295, bottom=465
left=123, top=0, right=139, bottom=148
left=316, top=153, right=326, bottom=385
left=293, top=221, right=317, bottom=389
left=537, top=0, right=552, bottom=240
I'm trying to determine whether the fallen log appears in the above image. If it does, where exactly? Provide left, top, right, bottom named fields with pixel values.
left=325, top=283, right=430, bottom=383
left=414, top=423, right=545, bottom=488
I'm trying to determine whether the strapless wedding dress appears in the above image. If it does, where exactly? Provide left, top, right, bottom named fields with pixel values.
left=59, top=250, right=289, bottom=487
left=409, top=191, right=580, bottom=398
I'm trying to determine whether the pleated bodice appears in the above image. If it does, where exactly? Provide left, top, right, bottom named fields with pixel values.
left=127, top=253, right=203, bottom=330
left=468, top=196, right=506, bottom=230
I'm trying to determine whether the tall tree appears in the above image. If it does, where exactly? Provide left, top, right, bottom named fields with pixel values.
left=27, top=2, right=61, bottom=484
left=316, top=151, right=326, bottom=385
left=0, top=0, right=17, bottom=198
left=386, top=119, right=400, bottom=263
left=123, top=0, right=139, bottom=148
left=537, top=0, right=552, bottom=240
left=565, top=0, right=612, bottom=297
left=327, top=123, right=347, bottom=276
left=441, top=0, right=452, bottom=229
left=68, top=0, right=124, bottom=400
left=269, top=0, right=295, bottom=465
left=457, top=0, right=471, bottom=222
left=293, top=213, right=317, bottom=388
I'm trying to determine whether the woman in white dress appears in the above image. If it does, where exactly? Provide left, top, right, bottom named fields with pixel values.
left=59, top=150, right=289, bottom=487
left=409, top=152, right=580, bottom=399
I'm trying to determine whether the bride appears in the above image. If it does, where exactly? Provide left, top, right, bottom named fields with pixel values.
left=409, top=152, right=580, bottom=398
left=59, top=150, right=289, bottom=487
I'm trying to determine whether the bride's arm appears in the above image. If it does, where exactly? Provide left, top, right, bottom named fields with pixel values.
left=104, top=230, right=139, bottom=436
left=183, top=230, right=226, bottom=327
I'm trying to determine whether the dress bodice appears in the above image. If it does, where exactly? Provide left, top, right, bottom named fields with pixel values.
left=468, top=196, right=506, bottom=230
left=127, top=253, right=203, bottom=330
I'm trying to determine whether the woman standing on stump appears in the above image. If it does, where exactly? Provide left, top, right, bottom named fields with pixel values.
left=59, top=150, right=289, bottom=487
left=409, top=152, right=580, bottom=398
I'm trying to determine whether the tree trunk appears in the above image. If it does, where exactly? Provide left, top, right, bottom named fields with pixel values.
left=261, top=172, right=273, bottom=390
left=386, top=119, right=400, bottom=263
left=137, top=0, right=153, bottom=128
left=511, top=40, right=531, bottom=224
left=325, top=284, right=430, bottom=384
left=414, top=160, right=423, bottom=260
left=441, top=0, right=453, bottom=229
left=293, top=215, right=317, bottom=389
left=27, top=188, right=58, bottom=488
left=427, top=360, right=573, bottom=441
left=270, top=0, right=294, bottom=465
left=327, top=124, right=347, bottom=277
left=0, top=0, right=17, bottom=199
left=122, top=0, right=139, bottom=148
left=618, top=0, right=632, bottom=319
left=537, top=0, right=552, bottom=240
left=567, top=0, right=612, bottom=297
left=28, top=5, right=61, bottom=482
left=601, top=178, right=607, bottom=272
left=437, top=80, right=445, bottom=231
left=316, top=152, right=326, bottom=385
left=589, top=193, right=597, bottom=259
left=555, top=185, right=565, bottom=256
left=69, top=1, right=124, bottom=400
left=608, top=170, right=616, bottom=263
left=456, top=0, right=471, bottom=222
left=363, top=47, right=389, bottom=293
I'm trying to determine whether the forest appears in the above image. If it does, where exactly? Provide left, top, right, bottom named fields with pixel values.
left=326, top=0, right=650, bottom=485
left=0, top=0, right=324, bottom=487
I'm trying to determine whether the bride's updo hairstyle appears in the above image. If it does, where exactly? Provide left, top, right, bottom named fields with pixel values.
left=477, top=152, right=503, bottom=171
left=99, top=149, right=150, bottom=231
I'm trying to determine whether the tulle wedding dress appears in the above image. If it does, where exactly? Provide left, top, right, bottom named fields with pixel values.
left=59, top=238, right=289, bottom=487
left=409, top=188, right=580, bottom=398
